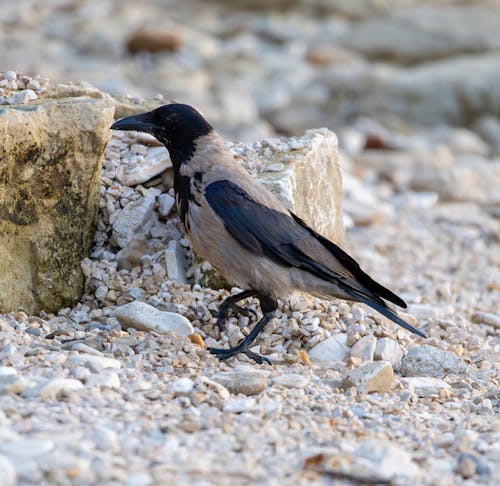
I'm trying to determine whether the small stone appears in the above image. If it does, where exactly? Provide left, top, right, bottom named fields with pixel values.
left=271, top=373, right=309, bottom=389
left=92, top=427, right=119, bottom=452
left=94, top=285, right=108, bottom=301
left=127, top=27, right=183, bottom=53
left=0, top=455, right=16, bottom=486
left=308, top=333, right=349, bottom=363
left=158, top=193, right=176, bottom=217
left=30, top=378, right=83, bottom=399
left=223, top=397, right=256, bottom=413
left=86, top=371, right=121, bottom=389
left=471, top=311, right=500, bottom=329
left=350, top=335, right=376, bottom=361
left=0, top=366, right=17, bottom=376
left=113, top=301, right=193, bottom=336
left=0, top=374, right=31, bottom=395
left=169, top=378, right=194, bottom=396
left=456, top=453, right=477, bottom=479
left=165, top=240, right=187, bottom=284
left=374, top=337, right=404, bottom=367
left=69, top=353, right=121, bottom=369
left=401, top=377, right=451, bottom=397
left=112, top=195, right=155, bottom=248
left=0, top=438, right=54, bottom=458
left=401, top=345, right=467, bottom=378
left=120, top=146, right=171, bottom=186
left=4, top=70, right=17, bottom=81
left=344, top=361, right=394, bottom=394
left=211, top=371, right=267, bottom=396
left=116, top=237, right=153, bottom=271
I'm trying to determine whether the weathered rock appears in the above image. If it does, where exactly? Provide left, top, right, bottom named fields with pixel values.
left=116, top=237, right=153, bottom=271
left=0, top=454, right=16, bottom=486
left=350, top=335, right=376, bottom=361
left=401, top=345, right=467, bottom=378
left=86, top=371, right=121, bottom=389
left=69, top=353, right=122, bottom=370
left=344, top=361, right=394, bottom=394
left=308, top=333, right=349, bottom=363
left=471, top=311, right=500, bottom=329
left=401, top=377, right=451, bottom=397
left=0, top=97, right=114, bottom=313
left=126, top=27, right=183, bottom=54
left=111, top=194, right=155, bottom=248
left=28, top=378, right=84, bottom=399
left=169, top=378, right=195, bottom=396
left=271, top=373, right=309, bottom=389
left=165, top=240, right=188, bottom=284
left=158, top=193, right=176, bottom=217
left=211, top=371, right=267, bottom=396
left=374, top=337, right=404, bottom=367
left=120, top=146, right=171, bottom=187
left=113, top=301, right=194, bottom=336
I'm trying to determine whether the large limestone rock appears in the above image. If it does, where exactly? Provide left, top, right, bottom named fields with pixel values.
left=0, top=97, right=114, bottom=313
left=194, top=128, right=344, bottom=288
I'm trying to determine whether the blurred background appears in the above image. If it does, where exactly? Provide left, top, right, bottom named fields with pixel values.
left=2, top=0, right=500, bottom=145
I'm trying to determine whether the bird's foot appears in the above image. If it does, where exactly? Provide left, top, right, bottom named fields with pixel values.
left=208, top=346, right=271, bottom=365
left=216, top=304, right=258, bottom=332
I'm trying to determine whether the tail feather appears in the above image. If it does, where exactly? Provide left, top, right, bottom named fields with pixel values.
left=354, top=291, right=427, bottom=338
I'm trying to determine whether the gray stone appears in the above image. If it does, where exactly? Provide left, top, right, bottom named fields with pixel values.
left=113, top=301, right=193, bottom=336
left=350, top=335, right=377, bottom=361
left=344, top=361, right=394, bottom=394
left=0, top=455, right=16, bottom=486
left=0, top=438, right=54, bottom=458
left=211, top=371, right=267, bottom=396
left=271, top=373, right=309, bottom=389
left=0, top=374, right=31, bottom=395
left=86, top=370, right=121, bottom=389
left=120, top=146, right=171, bottom=186
left=165, top=240, right=188, bottom=284
left=308, top=333, right=349, bottom=363
left=223, top=397, right=256, bottom=413
left=169, top=378, right=195, bottom=396
left=401, top=345, right=467, bottom=378
left=7, top=89, right=37, bottom=105
left=158, top=193, right=176, bottom=217
left=471, top=311, right=500, bottom=329
left=374, top=337, right=404, bottom=367
left=112, top=195, right=155, bottom=248
left=28, top=378, right=83, bottom=399
left=69, top=353, right=121, bottom=370
left=116, top=237, right=153, bottom=271
left=0, top=97, right=114, bottom=313
left=401, top=377, right=451, bottom=397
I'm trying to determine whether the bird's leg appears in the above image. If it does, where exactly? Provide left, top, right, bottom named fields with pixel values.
left=216, top=289, right=257, bottom=332
left=209, top=294, right=277, bottom=364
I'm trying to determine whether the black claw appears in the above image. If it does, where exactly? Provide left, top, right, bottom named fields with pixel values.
left=244, top=350, right=272, bottom=365
left=235, top=306, right=258, bottom=320
left=208, top=346, right=237, bottom=361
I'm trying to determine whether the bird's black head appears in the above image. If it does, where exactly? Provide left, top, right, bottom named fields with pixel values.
left=111, top=103, right=213, bottom=166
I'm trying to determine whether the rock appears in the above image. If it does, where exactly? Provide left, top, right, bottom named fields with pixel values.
left=7, top=89, right=37, bottom=105
left=338, top=6, right=500, bottom=64
left=116, top=237, right=153, bottom=271
left=401, top=345, right=467, bottom=378
left=29, top=378, right=84, bottom=399
left=165, top=240, right=188, bottom=284
left=456, top=453, right=490, bottom=479
left=86, top=371, right=121, bottom=389
left=344, top=361, right=394, bottom=394
left=211, top=371, right=267, bottom=396
left=169, top=378, right=195, bottom=396
left=0, top=374, right=31, bottom=395
left=69, top=353, right=122, bottom=370
left=350, top=335, right=376, bottom=362
left=0, top=455, right=16, bottom=486
left=127, top=27, right=183, bottom=54
left=374, top=337, right=404, bottom=367
left=0, top=97, right=114, bottom=313
left=113, top=301, right=193, bottom=336
left=401, top=377, right=451, bottom=397
left=120, top=146, right=171, bottom=186
left=308, top=333, right=349, bottom=363
left=158, top=193, right=176, bottom=217
left=271, top=373, right=309, bottom=389
left=223, top=397, right=256, bottom=413
left=353, top=439, right=422, bottom=481
left=0, top=438, right=54, bottom=458
left=112, top=195, right=155, bottom=248
left=471, top=311, right=500, bottom=329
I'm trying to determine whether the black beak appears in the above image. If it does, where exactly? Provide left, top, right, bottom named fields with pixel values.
left=111, top=111, right=159, bottom=133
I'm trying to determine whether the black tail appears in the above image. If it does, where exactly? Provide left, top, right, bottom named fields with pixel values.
left=352, top=291, right=427, bottom=338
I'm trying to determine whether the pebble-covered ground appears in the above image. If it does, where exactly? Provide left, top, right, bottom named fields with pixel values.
left=1, top=69, right=499, bottom=484
left=1, top=0, right=500, bottom=483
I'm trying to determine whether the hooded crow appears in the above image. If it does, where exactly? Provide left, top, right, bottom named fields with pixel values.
left=111, top=103, right=426, bottom=364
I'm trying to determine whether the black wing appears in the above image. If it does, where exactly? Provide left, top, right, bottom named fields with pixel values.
left=205, top=180, right=426, bottom=338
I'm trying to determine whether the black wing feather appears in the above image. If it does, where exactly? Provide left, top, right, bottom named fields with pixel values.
left=205, top=180, right=425, bottom=337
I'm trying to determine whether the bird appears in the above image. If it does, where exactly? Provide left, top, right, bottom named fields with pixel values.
left=111, top=103, right=426, bottom=364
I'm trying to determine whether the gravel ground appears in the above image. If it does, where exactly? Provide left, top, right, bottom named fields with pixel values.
left=1, top=112, right=499, bottom=484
